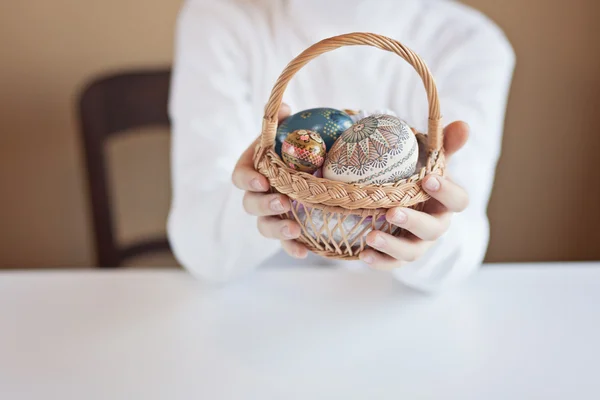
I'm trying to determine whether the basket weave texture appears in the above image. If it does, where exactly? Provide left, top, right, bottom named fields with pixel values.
left=253, top=32, right=445, bottom=260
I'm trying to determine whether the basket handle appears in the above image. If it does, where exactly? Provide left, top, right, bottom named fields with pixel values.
left=257, top=32, right=443, bottom=163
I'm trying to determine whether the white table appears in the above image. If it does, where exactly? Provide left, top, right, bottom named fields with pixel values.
left=1, top=264, right=599, bottom=400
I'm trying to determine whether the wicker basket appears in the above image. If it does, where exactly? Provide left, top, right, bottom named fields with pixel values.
left=253, top=32, right=445, bottom=260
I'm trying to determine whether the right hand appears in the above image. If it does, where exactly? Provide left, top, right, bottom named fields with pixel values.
left=231, top=103, right=309, bottom=259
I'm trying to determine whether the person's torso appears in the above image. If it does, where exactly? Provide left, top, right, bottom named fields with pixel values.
left=229, top=0, right=489, bottom=135
left=195, top=0, right=497, bottom=267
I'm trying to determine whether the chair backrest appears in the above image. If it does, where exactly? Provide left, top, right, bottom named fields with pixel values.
left=78, top=69, right=172, bottom=267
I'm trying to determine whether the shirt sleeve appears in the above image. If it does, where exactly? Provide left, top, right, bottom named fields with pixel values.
left=168, top=1, right=282, bottom=282
left=392, top=24, right=516, bottom=292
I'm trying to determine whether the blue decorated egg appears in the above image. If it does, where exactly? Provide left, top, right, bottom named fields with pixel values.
left=275, top=108, right=353, bottom=156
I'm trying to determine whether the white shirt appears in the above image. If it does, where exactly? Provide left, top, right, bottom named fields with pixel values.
left=168, top=0, right=515, bottom=292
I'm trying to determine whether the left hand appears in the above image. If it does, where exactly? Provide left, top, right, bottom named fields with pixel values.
left=358, top=121, right=470, bottom=270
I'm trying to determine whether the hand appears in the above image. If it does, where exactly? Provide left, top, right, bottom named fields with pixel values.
left=359, top=121, right=470, bottom=270
left=231, top=103, right=309, bottom=259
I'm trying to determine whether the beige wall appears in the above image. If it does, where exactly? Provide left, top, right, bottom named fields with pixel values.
left=0, top=1, right=180, bottom=267
left=461, top=0, right=600, bottom=262
left=1, top=0, right=599, bottom=268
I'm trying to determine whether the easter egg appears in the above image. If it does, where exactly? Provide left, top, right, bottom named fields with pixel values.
left=323, top=114, right=418, bottom=185
left=281, top=130, right=326, bottom=173
left=275, top=108, right=353, bottom=156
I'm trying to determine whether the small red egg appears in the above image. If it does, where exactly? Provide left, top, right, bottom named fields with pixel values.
left=281, top=129, right=326, bottom=173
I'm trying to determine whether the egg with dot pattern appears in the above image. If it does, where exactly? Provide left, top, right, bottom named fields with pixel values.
left=275, top=108, right=353, bottom=156
left=281, top=130, right=326, bottom=173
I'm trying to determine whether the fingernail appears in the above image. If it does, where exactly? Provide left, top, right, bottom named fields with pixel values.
left=294, top=249, right=306, bottom=259
left=251, top=178, right=265, bottom=191
left=424, top=176, right=441, bottom=192
left=362, top=255, right=374, bottom=264
left=281, top=225, right=294, bottom=239
left=390, top=209, right=407, bottom=225
left=368, top=234, right=385, bottom=248
left=270, top=198, right=285, bottom=212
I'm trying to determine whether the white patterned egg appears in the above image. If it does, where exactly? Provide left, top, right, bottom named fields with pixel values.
left=323, top=114, right=418, bottom=185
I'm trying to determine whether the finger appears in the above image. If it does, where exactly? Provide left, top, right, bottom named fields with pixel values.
left=278, top=103, right=291, bottom=122
left=422, top=174, right=469, bottom=212
left=386, top=207, right=452, bottom=241
left=257, top=217, right=302, bottom=240
left=422, top=197, right=447, bottom=215
left=359, top=249, right=402, bottom=271
left=365, top=231, right=431, bottom=263
left=232, top=136, right=270, bottom=192
left=281, top=239, right=309, bottom=259
left=443, top=121, right=469, bottom=161
left=232, top=162, right=270, bottom=192
left=243, top=192, right=290, bottom=216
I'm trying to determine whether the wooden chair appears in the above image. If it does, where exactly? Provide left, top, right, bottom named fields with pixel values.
left=78, top=69, right=172, bottom=267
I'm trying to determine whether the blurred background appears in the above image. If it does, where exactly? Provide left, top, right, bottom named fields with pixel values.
left=0, top=0, right=599, bottom=269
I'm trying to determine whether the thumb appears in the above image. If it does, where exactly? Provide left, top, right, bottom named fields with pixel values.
left=278, top=103, right=291, bottom=122
left=442, top=121, right=469, bottom=161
